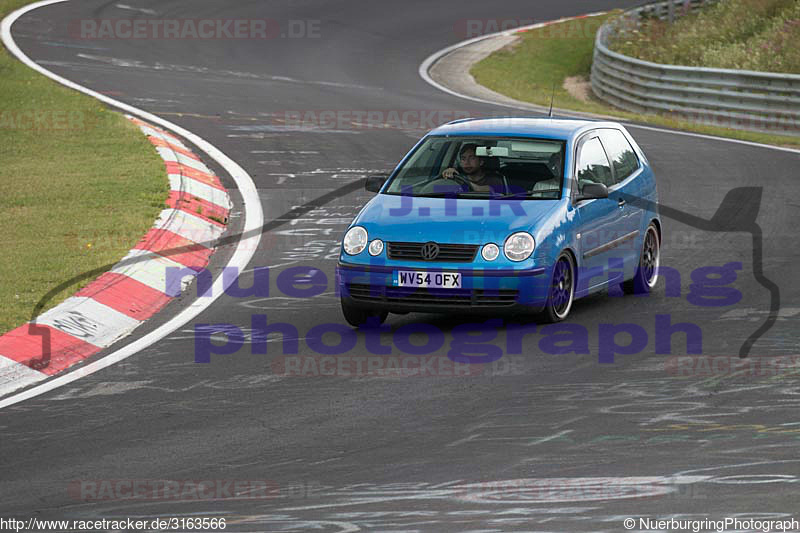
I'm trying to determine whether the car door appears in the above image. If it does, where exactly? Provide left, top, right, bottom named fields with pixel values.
left=572, top=134, right=626, bottom=293
left=598, top=128, right=645, bottom=274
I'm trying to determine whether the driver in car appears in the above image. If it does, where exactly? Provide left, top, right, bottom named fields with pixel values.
left=441, top=143, right=505, bottom=193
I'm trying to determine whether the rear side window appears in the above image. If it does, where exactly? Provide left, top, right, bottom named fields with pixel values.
left=575, top=136, right=613, bottom=188
left=600, top=129, right=639, bottom=183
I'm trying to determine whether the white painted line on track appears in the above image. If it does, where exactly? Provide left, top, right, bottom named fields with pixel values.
left=115, top=3, right=157, bottom=15
left=0, top=0, right=264, bottom=409
left=418, top=14, right=800, bottom=155
left=418, top=13, right=607, bottom=110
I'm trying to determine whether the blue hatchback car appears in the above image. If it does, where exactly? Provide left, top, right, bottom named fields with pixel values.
left=337, top=118, right=661, bottom=326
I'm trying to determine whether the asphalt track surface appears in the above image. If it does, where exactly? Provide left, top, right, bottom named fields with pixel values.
left=2, top=1, right=800, bottom=531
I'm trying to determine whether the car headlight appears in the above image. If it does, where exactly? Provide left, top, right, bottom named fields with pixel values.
left=504, top=232, right=535, bottom=262
left=343, top=226, right=368, bottom=255
left=481, top=243, right=499, bottom=261
left=368, top=239, right=384, bottom=256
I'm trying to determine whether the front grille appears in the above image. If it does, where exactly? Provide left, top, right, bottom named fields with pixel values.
left=387, top=242, right=478, bottom=262
left=346, top=283, right=518, bottom=308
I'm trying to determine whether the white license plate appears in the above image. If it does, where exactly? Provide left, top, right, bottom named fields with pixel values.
left=395, top=271, right=462, bottom=289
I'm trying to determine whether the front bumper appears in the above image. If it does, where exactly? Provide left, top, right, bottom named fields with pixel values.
left=337, top=262, right=551, bottom=314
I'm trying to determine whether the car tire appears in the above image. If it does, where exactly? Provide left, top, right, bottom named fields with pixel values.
left=541, top=252, right=575, bottom=323
left=341, top=299, right=388, bottom=328
left=623, top=223, right=660, bottom=295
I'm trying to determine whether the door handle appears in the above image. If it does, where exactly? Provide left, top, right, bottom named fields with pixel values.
left=617, top=198, right=626, bottom=208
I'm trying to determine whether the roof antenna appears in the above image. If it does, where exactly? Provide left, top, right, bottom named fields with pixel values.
left=547, top=82, right=556, bottom=118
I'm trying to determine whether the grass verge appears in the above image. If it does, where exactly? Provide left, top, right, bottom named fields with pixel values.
left=0, top=0, right=169, bottom=334
left=470, top=12, right=800, bottom=148
left=610, top=0, right=800, bottom=74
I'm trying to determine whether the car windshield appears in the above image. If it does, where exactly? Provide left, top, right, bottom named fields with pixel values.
left=384, top=136, right=566, bottom=199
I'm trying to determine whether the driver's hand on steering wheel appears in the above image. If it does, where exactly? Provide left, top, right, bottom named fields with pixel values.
left=441, top=168, right=474, bottom=190
left=442, top=167, right=458, bottom=179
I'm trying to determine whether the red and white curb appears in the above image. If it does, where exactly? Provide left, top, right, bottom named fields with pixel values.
left=1, top=0, right=262, bottom=409
left=0, top=117, right=231, bottom=397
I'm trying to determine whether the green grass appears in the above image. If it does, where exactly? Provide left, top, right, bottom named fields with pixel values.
left=610, top=0, right=800, bottom=74
left=470, top=12, right=800, bottom=148
left=0, top=0, right=169, bottom=333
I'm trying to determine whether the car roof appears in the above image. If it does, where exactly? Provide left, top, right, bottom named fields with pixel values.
left=428, top=117, right=623, bottom=141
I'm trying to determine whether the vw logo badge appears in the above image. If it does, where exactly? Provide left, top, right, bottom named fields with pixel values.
left=421, top=242, right=440, bottom=261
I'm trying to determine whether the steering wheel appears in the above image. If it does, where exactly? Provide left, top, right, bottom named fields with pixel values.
left=418, top=171, right=472, bottom=194
left=444, top=171, right=472, bottom=190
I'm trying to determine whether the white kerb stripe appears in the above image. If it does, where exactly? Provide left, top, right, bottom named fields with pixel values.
left=168, top=174, right=232, bottom=209
left=36, top=297, right=141, bottom=347
left=110, top=249, right=190, bottom=294
left=153, top=208, right=226, bottom=244
left=136, top=124, right=188, bottom=150
left=156, top=146, right=212, bottom=174
left=0, top=357, right=46, bottom=397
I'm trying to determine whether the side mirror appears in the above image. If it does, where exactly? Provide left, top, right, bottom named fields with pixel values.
left=575, top=182, right=609, bottom=202
left=365, top=175, right=388, bottom=193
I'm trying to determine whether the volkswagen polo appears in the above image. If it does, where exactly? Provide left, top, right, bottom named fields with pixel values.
left=337, top=118, right=661, bottom=326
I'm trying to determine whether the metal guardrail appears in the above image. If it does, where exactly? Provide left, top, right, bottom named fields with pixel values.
left=590, top=0, right=800, bottom=135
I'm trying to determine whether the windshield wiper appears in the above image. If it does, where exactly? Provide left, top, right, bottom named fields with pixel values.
left=495, top=191, right=530, bottom=199
left=454, top=191, right=535, bottom=199
left=455, top=192, right=491, bottom=198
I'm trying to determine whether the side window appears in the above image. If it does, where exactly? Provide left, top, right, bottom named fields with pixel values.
left=575, top=136, right=613, bottom=189
left=600, top=129, right=640, bottom=184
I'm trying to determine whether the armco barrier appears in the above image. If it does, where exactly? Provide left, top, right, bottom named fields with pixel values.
left=590, top=0, right=800, bottom=135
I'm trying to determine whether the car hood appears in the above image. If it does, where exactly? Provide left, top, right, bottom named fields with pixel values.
left=353, top=194, right=560, bottom=245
